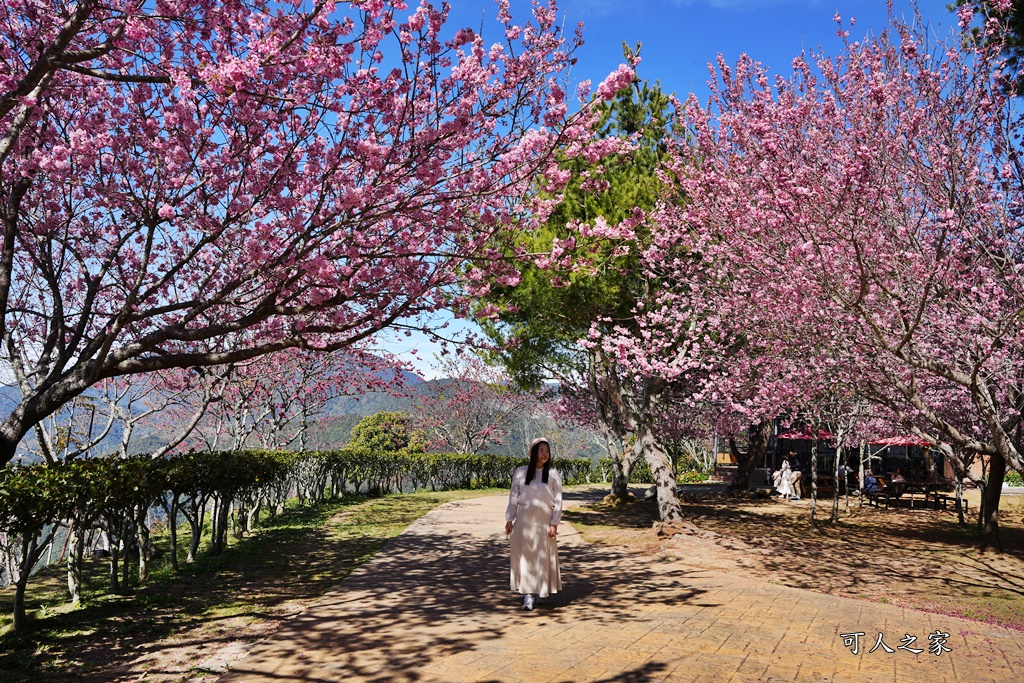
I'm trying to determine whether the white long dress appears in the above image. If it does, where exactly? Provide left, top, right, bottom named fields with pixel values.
left=505, top=466, right=562, bottom=597
left=776, top=461, right=793, bottom=497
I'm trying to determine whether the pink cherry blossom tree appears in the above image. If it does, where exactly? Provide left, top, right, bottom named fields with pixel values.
left=412, top=354, right=542, bottom=455
left=179, top=345, right=395, bottom=452
left=0, top=0, right=625, bottom=465
left=599, top=8, right=1023, bottom=546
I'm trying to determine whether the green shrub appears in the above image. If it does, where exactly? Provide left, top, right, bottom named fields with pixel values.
left=677, top=469, right=709, bottom=484
left=597, top=457, right=653, bottom=483
left=1006, top=470, right=1023, bottom=487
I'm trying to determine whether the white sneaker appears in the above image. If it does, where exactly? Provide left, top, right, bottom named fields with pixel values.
left=521, top=594, right=534, bottom=611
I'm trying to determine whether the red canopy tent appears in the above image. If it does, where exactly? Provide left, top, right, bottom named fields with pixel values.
left=869, top=435, right=933, bottom=448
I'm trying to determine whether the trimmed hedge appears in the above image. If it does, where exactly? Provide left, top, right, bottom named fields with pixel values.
left=1, top=449, right=597, bottom=557
left=598, top=457, right=651, bottom=483
left=1, top=450, right=702, bottom=551
left=596, top=458, right=710, bottom=484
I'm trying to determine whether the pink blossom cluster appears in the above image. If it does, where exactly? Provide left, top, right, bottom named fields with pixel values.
left=567, top=8, right=1024, bottom=483
left=0, top=0, right=624, bottom=464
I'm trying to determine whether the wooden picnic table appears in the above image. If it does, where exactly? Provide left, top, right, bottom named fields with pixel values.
left=896, top=481, right=937, bottom=508
left=865, top=480, right=940, bottom=509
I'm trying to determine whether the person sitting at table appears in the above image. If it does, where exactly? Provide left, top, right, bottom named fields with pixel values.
left=890, top=468, right=907, bottom=494
left=863, top=471, right=879, bottom=494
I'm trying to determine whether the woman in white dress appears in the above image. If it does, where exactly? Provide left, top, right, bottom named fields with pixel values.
left=504, top=437, right=562, bottom=611
left=776, top=458, right=793, bottom=499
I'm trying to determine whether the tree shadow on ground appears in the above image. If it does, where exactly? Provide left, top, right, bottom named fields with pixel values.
left=0, top=498, right=443, bottom=682
left=609, top=488, right=1024, bottom=630
left=217, top=491, right=715, bottom=683
left=588, top=662, right=671, bottom=683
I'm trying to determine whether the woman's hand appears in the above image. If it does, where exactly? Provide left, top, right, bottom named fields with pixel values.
left=548, top=524, right=557, bottom=539
left=505, top=520, right=514, bottom=535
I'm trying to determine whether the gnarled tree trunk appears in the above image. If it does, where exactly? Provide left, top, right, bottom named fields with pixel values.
left=978, top=453, right=1006, bottom=551
left=636, top=422, right=684, bottom=524
left=727, top=419, right=772, bottom=491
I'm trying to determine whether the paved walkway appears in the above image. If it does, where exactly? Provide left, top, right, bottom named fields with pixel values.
left=219, top=492, right=1024, bottom=682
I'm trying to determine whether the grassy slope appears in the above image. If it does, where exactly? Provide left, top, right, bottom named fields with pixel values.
left=0, top=489, right=501, bottom=682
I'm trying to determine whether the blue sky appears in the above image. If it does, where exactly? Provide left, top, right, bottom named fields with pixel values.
left=458, top=0, right=957, bottom=101
left=381, top=1, right=959, bottom=378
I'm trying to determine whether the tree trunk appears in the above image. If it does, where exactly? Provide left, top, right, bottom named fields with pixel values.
left=247, top=498, right=261, bottom=531
left=0, top=419, right=35, bottom=468
left=210, top=496, right=220, bottom=552
left=213, top=497, right=231, bottom=555
left=727, top=419, right=772, bottom=491
left=107, top=529, right=121, bottom=594
left=12, top=535, right=36, bottom=632
left=858, top=440, right=867, bottom=508
left=233, top=499, right=246, bottom=540
left=121, top=523, right=132, bottom=591
left=844, top=446, right=852, bottom=514
left=223, top=498, right=233, bottom=548
left=186, top=497, right=206, bottom=563
left=637, top=423, right=683, bottom=523
left=923, top=448, right=940, bottom=484
left=67, top=521, right=85, bottom=605
left=136, top=509, right=150, bottom=582
left=952, top=452, right=971, bottom=526
left=809, top=431, right=820, bottom=530
left=978, top=453, right=1006, bottom=550
left=13, top=570, right=30, bottom=632
left=211, top=497, right=222, bottom=555
left=955, top=473, right=966, bottom=526
left=168, top=495, right=179, bottom=573
left=589, top=348, right=631, bottom=500
left=610, top=457, right=629, bottom=498
left=831, top=443, right=841, bottom=524
left=610, top=444, right=641, bottom=499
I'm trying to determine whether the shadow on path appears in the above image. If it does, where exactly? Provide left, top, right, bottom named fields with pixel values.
left=220, top=491, right=1024, bottom=683
left=220, top=493, right=713, bottom=682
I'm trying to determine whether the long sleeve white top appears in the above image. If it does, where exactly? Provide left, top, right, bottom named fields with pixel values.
left=505, top=466, right=562, bottom=526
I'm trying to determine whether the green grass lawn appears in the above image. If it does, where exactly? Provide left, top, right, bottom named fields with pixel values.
left=0, top=489, right=502, bottom=682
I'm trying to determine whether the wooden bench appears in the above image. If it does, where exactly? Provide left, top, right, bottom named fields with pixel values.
left=863, top=476, right=889, bottom=507
left=933, top=493, right=969, bottom=512
left=864, top=478, right=912, bottom=509
left=879, top=485, right=902, bottom=508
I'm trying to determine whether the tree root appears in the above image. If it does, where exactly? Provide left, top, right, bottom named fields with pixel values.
left=653, top=520, right=710, bottom=538
left=601, top=492, right=637, bottom=506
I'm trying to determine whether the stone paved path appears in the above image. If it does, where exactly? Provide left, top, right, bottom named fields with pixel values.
left=219, top=492, right=1024, bottom=682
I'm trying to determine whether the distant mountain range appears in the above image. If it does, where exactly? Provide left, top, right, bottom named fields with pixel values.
left=2, top=373, right=600, bottom=461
